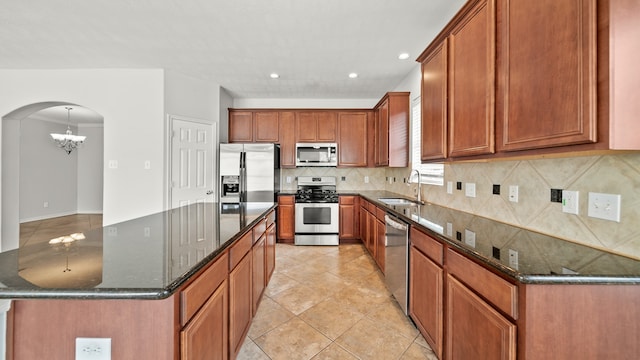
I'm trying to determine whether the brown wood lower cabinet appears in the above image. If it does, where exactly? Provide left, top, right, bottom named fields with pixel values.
left=266, top=221, right=276, bottom=282
left=181, top=279, right=228, bottom=360
left=409, top=246, right=443, bottom=359
left=446, top=275, right=516, bottom=360
left=277, top=195, right=295, bottom=243
left=229, top=250, right=252, bottom=359
left=339, top=195, right=359, bottom=240
left=252, top=235, right=266, bottom=315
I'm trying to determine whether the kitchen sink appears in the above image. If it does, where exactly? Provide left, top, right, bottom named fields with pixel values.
left=378, top=197, right=422, bottom=206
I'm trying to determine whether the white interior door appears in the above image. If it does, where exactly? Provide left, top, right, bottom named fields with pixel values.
left=170, top=117, right=216, bottom=209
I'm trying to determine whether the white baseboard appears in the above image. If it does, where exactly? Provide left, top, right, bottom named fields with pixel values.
left=19, top=211, right=103, bottom=224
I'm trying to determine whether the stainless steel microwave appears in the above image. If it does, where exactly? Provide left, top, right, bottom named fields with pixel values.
left=295, top=143, right=338, bottom=167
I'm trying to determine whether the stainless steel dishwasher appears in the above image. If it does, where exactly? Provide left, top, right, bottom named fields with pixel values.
left=384, top=213, right=410, bottom=314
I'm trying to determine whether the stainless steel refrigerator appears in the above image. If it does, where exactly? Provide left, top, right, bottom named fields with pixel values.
left=219, top=143, right=280, bottom=203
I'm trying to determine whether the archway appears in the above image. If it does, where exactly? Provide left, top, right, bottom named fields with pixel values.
left=1, top=102, right=104, bottom=251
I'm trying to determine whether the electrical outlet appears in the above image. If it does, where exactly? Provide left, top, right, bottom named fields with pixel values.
left=588, top=192, right=621, bottom=222
left=492, top=184, right=500, bottom=195
left=106, top=227, right=117, bottom=236
left=456, top=181, right=462, bottom=190
left=562, top=190, right=579, bottom=215
left=286, top=176, right=292, bottom=184
left=364, top=176, right=369, bottom=183
left=144, top=227, right=151, bottom=237
left=43, top=201, right=49, bottom=208
left=76, top=337, right=111, bottom=360
left=108, top=160, right=118, bottom=169
left=446, top=222, right=453, bottom=236
left=465, top=183, right=476, bottom=198
left=508, top=249, right=519, bottom=269
left=492, top=246, right=501, bottom=260
left=509, top=185, right=519, bottom=203
left=144, top=160, right=151, bottom=170
left=464, top=229, right=476, bottom=248
left=447, top=181, right=453, bottom=194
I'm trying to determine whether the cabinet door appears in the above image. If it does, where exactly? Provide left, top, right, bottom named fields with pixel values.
left=376, top=99, right=389, bottom=166
left=367, top=210, right=377, bottom=257
left=252, top=235, right=266, bottom=315
left=388, top=93, right=410, bottom=167
left=277, top=195, right=295, bottom=242
left=181, top=280, right=228, bottom=360
left=409, top=246, right=443, bottom=359
left=266, top=223, right=276, bottom=283
left=339, top=196, right=359, bottom=239
left=229, top=253, right=252, bottom=359
left=229, top=111, right=253, bottom=143
left=296, top=112, right=317, bottom=142
left=421, top=39, right=448, bottom=161
left=316, top=111, right=337, bottom=142
left=254, top=112, right=279, bottom=142
left=278, top=112, right=296, bottom=168
left=359, top=202, right=368, bottom=245
left=337, top=112, right=368, bottom=167
left=497, top=0, right=597, bottom=151
left=446, top=275, right=516, bottom=360
left=448, top=0, right=495, bottom=157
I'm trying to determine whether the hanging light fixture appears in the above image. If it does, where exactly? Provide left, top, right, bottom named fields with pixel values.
left=50, top=107, right=86, bottom=154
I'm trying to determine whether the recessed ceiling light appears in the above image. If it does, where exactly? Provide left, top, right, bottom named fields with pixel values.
left=348, top=73, right=358, bottom=79
left=398, top=53, right=410, bottom=60
left=270, top=73, right=279, bottom=79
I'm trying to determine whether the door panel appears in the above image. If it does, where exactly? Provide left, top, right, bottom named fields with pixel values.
left=171, top=117, right=216, bottom=208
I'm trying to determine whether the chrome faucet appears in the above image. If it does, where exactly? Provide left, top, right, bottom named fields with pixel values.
left=409, top=169, right=424, bottom=204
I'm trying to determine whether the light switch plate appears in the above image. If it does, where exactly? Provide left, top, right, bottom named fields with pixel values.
left=509, top=185, right=519, bottom=203
left=464, top=229, right=476, bottom=248
left=465, top=183, right=476, bottom=198
left=562, top=190, right=579, bottom=215
left=588, top=192, right=621, bottom=222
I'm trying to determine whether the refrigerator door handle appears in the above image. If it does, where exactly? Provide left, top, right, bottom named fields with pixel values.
left=240, top=151, right=246, bottom=202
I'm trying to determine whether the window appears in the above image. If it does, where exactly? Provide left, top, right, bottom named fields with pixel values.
left=411, top=96, right=444, bottom=185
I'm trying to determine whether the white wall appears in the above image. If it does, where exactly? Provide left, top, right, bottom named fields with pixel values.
left=219, top=88, right=233, bottom=143
left=232, top=98, right=378, bottom=109
left=0, top=119, right=19, bottom=252
left=0, top=69, right=166, bottom=239
left=19, top=119, right=78, bottom=221
left=164, top=70, right=220, bottom=122
left=77, top=124, right=104, bottom=213
left=393, top=64, right=421, bottom=101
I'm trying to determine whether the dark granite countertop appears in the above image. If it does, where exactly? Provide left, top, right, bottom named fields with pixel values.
left=356, top=191, right=640, bottom=285
left=0, top=202, right=276, bottom=299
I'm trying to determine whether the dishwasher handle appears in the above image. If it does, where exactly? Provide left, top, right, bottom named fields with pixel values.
left=385, top=214, right=408, bottom=231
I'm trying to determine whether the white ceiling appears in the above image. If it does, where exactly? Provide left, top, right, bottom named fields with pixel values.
left=0, top=0, right=465, bottom=100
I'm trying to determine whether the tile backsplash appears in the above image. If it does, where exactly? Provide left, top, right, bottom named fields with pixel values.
left=281, top=153, right=640, bottom=260
left=386, top=153, right=640, bottom=260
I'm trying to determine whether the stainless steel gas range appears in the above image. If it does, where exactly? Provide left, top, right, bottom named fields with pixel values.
left=294, top=176, right=339, bottom=246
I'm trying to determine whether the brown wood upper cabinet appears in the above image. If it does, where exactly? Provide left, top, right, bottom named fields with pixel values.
left=374, top=92, right=410, bottom=167
left=418, top=0, right=640, bottom=161
left=496, top=0, right=597, bottom=152
left=229, top=110, right=279, bottom=143
left=296, top=111, right=337, bottom=142
left=337, top=111, right=369, bottom=167
left=420, top=39, right=448, bottom=161
left=448, top=0, right=496, bottom=158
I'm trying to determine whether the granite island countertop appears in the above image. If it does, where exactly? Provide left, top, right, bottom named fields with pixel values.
left=0, top=202, right=276, bottom=299
left=355, top=191, right=640, bottom=285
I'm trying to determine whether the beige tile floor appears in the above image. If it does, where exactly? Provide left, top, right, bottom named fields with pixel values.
left=20, top=214, right=103, bottom=247
left=238, top=243, right=438, bottom=360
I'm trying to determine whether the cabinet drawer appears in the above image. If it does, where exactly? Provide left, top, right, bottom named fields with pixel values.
left=447, top=248, right=517, bottom=319
left=229, top=231, right=253, bottom=270
left=339, top=196, right=356, bottom=205
left=410, top=227, right=443, bottom=266
left=253, top=218, right=267, bottom=244
left=367, top=201, right=377, bottom=213
left=376, top=207, right=386, bottom=221
left=181, top=252, right=229, bottom=326
left=266, top=210, right=276, bottom=227
left=278, top=195, right=295, bottom=205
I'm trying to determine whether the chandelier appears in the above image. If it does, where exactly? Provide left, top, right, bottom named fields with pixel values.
left=50, top=107, right=86, bottom=154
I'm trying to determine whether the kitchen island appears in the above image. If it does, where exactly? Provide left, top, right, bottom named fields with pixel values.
left=0, top=202, right=277, bottom=359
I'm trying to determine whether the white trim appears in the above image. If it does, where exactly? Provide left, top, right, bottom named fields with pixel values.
left=0, top=299, right=10, bottom=360
left=410, top=96, right=444, bottom=186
